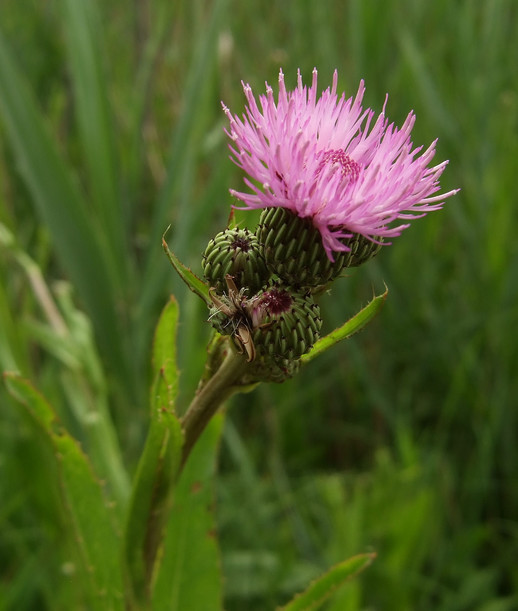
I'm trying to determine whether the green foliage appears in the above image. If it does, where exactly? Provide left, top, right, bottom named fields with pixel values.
left=278, top=553, right=376, bottom=611
left=301, top=288, right=387, bottom=365
left=151, top=414, right=224, bottom=610
left=1, top=0, right=518, bottom=609
left=2, top=291, right=227, bottom=609
left=162, top=232, right=211, bottom=307
left=4, top=373, right=124, bottom=609
left=0, top=23, right=129, bottom=388
left=123, top=297, right=184, bottom=606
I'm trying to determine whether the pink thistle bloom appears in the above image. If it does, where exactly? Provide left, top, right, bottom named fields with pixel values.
left=223, top=68, right=459, bottom=261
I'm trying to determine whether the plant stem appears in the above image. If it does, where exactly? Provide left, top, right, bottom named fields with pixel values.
left=180, top=346, right=248, bottom=467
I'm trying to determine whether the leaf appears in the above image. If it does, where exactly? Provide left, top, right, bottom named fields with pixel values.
left=277, top=553, right=376, bottom=611
left=151, top=295, right=181, bottom=403
left=162, top=230, right=211, bottom=306
left=3, top=373, right=124, bottom=609
left=151, top=413, right=224, bottom=610
left=123, top=297, right=184, bottom=605
left=301, top=288, right=388, bottom=365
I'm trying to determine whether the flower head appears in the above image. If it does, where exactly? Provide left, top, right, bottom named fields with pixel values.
left=223, top=68, right=458, bottom=261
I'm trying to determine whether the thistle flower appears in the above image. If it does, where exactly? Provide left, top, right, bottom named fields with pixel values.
left=222, top=68, right=459, bottom=265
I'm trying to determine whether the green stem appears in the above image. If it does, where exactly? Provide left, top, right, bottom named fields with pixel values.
left=180, top=346, right=248, bottom=467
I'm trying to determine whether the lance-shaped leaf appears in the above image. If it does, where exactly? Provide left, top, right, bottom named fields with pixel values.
left=278, top=553, right=376, bottom=611
left=301, top=288, right=388, bottom=365
left=162, top=229, right=211, bottom=306
left=123, top=297, right=184, bottom=605
left=151, top=413, right=224, bottom=610
left=3, top=373, right=124, bottom=609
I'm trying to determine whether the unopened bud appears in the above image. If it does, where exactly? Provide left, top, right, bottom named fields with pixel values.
left=203, top=227, right=270, bottom=295
left=251, top=283, right=322, bottom=361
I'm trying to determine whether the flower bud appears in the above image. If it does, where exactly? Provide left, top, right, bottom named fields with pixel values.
left=250, top=283, right=322, bottom=361
left=202, top=227, right=270, bottom=295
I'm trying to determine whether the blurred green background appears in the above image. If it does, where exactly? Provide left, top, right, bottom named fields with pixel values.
left=1, top=0, right=517, bottom=609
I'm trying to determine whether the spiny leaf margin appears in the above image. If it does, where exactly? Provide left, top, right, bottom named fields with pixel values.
left=162, top=227, right=211, bottom=306
left=301, top=287, right=388, bottom=365
left=277, top=552, right=376, bottom=611
left=123, top=297, right=184, bottom=605
left=3, top=372, right=124, bottom=609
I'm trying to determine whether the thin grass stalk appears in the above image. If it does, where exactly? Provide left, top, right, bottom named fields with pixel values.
left=61, top=0, right=129, bottom=292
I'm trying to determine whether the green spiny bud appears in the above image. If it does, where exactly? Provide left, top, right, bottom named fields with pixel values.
left=202, top=227, right=270, bottom=295
left=250, top=283, right=322, bottom=361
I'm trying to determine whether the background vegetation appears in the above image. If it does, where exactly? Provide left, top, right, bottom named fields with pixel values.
left=1, top=0, right=517, bottom=609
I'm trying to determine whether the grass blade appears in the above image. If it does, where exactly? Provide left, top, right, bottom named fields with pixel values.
left=139, top=0, right=229, bottom=323
left=60, top=0, right=127, bottom=286
left=0, top=27, right=128, bottom=382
